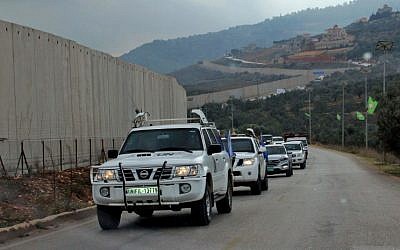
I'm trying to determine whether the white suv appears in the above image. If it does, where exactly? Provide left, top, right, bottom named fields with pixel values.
left=91, top=110, right=233, bottom=229
left=283, top=141, right=306, bottom=169
left=223, top=136, right=268, bottom=195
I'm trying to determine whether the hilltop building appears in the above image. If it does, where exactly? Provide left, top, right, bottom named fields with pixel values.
left=314, top=25, right=354, bottom=50
left=370, top=4, right=399, bottom=21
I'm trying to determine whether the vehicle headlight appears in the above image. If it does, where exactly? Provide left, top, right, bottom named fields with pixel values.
left=175, top=165, right=200, bottom=177
left=93, top=169, right=118, bottom=182
left=243, top=158, right=255, bottom=166
left=297, top=153, right=302, bottom=157
left=280, top=157, right=287, bottom=162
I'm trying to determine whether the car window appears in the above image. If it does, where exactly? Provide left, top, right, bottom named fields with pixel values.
left=284, top=144, right=302, bottom=151
left=120, top=128, right=203, bottom=154
left=202, top=129, right=211, bottom=148
left=207, top=129, right=218, bottom=144
left=231, top=139, right=255, bottom=153
left=266, top=146, right=286, bottom=155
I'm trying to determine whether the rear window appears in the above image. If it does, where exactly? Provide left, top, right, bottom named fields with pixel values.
left=284, top=144, right=301, bottom=151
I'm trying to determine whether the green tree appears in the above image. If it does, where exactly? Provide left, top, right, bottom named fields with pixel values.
left=377, top=87, right=400, bottom=156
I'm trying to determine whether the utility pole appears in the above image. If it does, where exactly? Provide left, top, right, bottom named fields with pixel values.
left=361, top=65, right=371, bottom=150
left=342, top=82, right=345, bottom=149
left=230, top=97, right=234, bottom=132
left=376, top=41, right=394, bottom=95
left=308, top=91, right=312, bottom=144
left=365, top=74, right=368, bottom=149
left=383, top=49, right=386, bottom=95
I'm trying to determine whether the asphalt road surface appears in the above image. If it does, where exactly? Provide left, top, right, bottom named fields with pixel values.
left=2, top=147, right=400, bottom=250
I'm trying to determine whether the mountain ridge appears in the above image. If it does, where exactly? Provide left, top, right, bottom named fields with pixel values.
left=120, top=0, right=400, bottom=73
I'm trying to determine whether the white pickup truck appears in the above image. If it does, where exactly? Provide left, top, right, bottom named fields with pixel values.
left=91, top=110, right=233, bottom=229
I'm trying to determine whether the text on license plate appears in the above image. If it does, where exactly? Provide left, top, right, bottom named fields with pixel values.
left=126, top=187, right=158, bottom=196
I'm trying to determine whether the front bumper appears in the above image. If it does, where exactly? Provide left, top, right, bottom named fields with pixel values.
left=291, top=157, right=305, bottom=165
left=267, top=162, right=289, bottom=174
left=92, top=177, right=206, bottom=208
left=232, top=164, right=258, bottom=184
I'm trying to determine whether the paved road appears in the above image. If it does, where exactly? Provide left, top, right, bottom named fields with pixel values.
left=2, top=147, right=400, bottom=250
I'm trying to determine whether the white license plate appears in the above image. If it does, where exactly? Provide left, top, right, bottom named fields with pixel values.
left=126, top=186, right=158, bottom=196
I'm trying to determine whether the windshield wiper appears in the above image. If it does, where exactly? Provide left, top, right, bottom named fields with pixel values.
left=156, top=147, right=193, bottom=153
left=121, top=149, right=155, bottom=154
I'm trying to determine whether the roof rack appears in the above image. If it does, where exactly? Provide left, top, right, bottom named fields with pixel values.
left=132, top=109, right=215, bottom=128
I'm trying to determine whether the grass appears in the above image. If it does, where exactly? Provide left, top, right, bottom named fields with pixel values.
left=316, top=143, right=400, bottom=177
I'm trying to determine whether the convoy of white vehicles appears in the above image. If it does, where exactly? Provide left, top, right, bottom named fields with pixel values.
left=90, top=110, right=309, bottom=229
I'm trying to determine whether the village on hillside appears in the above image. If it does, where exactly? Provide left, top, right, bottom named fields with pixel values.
left=225, top=4, right=399, bottom=68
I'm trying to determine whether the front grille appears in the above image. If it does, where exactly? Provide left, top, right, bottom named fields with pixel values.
left=136, top=168, right=153, bottom=180
left=118, top=169, right=135, bottom=181
left=268, top=160, right=280, bottom=164
left=153, top=166, right=173, bottom=180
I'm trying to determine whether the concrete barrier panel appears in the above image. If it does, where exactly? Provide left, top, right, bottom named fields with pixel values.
left=0, top=19, right=187, bottom=174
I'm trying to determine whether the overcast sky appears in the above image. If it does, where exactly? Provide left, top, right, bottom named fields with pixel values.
left=0, top=0, right=349, bottom=56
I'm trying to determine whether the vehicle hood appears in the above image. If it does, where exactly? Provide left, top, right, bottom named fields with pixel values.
left=234, top=152, right=257, bottom=159
left=268, top=154, right=287, bottom=160
left=288, top=150, right=303, bottom=154
left=99, top=151, right=204, bottom=168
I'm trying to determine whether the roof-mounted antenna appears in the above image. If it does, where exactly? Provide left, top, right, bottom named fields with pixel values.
left=191, top=109, right=208, bottom=124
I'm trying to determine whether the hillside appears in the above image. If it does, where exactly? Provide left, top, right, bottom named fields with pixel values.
left=203, top=69, right=400, bottom=151
left=120, top=0, right=400, bottom=73
left=169, top=63, right=292, bottom=95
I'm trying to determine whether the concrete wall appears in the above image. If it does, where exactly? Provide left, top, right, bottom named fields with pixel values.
left=0, top=20, right=187, bottom=175
left=188, top=61, right=349, bottom=108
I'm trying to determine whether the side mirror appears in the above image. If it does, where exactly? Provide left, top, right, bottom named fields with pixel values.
left=108, top=149, right=119, bottom=159
left=258, top=146, right=266, bottom=154
left=207, top=144, right=222, bottom=155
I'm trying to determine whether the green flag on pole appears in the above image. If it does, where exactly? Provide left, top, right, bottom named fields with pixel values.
left=367, top=97, right=378, bottom=115
left=356, top=111, right=365, bottom=121
left=305, top=112, right=311, bottom=118
left=336, top=114, right=341, bottom=121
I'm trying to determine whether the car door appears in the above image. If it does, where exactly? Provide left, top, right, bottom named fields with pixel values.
left=207, top=128, right=226, bottom=193
left=254, top=139, right=266, bottom=179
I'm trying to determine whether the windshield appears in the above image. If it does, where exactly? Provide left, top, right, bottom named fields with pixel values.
left=284, top=144, right=301, bottom=151
left=120, top=128, right=203, bottom=154
left=231, top=139, right=255, bottom=153
left=262, top=135, right=272, bottom=141
left=266, top=146, right=286, bottom=155
left=272, top=137, right=284, bottom=142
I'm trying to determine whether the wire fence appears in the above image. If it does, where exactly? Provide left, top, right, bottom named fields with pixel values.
left=0, top=137, right=125, bottom=177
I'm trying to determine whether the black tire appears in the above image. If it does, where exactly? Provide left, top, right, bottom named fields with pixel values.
left=261, top=172, right=269, bottom=191
left=251, top=175, right=262, bottom=195
left=216, top=175, right=233, bottom=214
left=133, top=209, right=154, bottom=218
left=300, top=161, right=306, bottom=169
left=191, top=184, right=212, bottom=226
left=97, top=205, right=122, bottom=230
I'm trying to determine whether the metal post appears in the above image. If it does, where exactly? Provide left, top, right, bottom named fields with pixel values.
left=342, top=82, right=345, bottom=149
left=59, top=140, right=63, bottom=171
left=89, top=138, right=92, bottom=166
left=308, top=91, right=312, bottom=144
left=231, top=100, right=234, bottom=132
left=21, top=142, right=24, bottom=174
left=383, top=50, right=386, bottom=95
left=42, top=140, right=45, bottom=174
left=75, top=139, right=78, bottom=168
left=365, top=75, right=368, bottom=149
